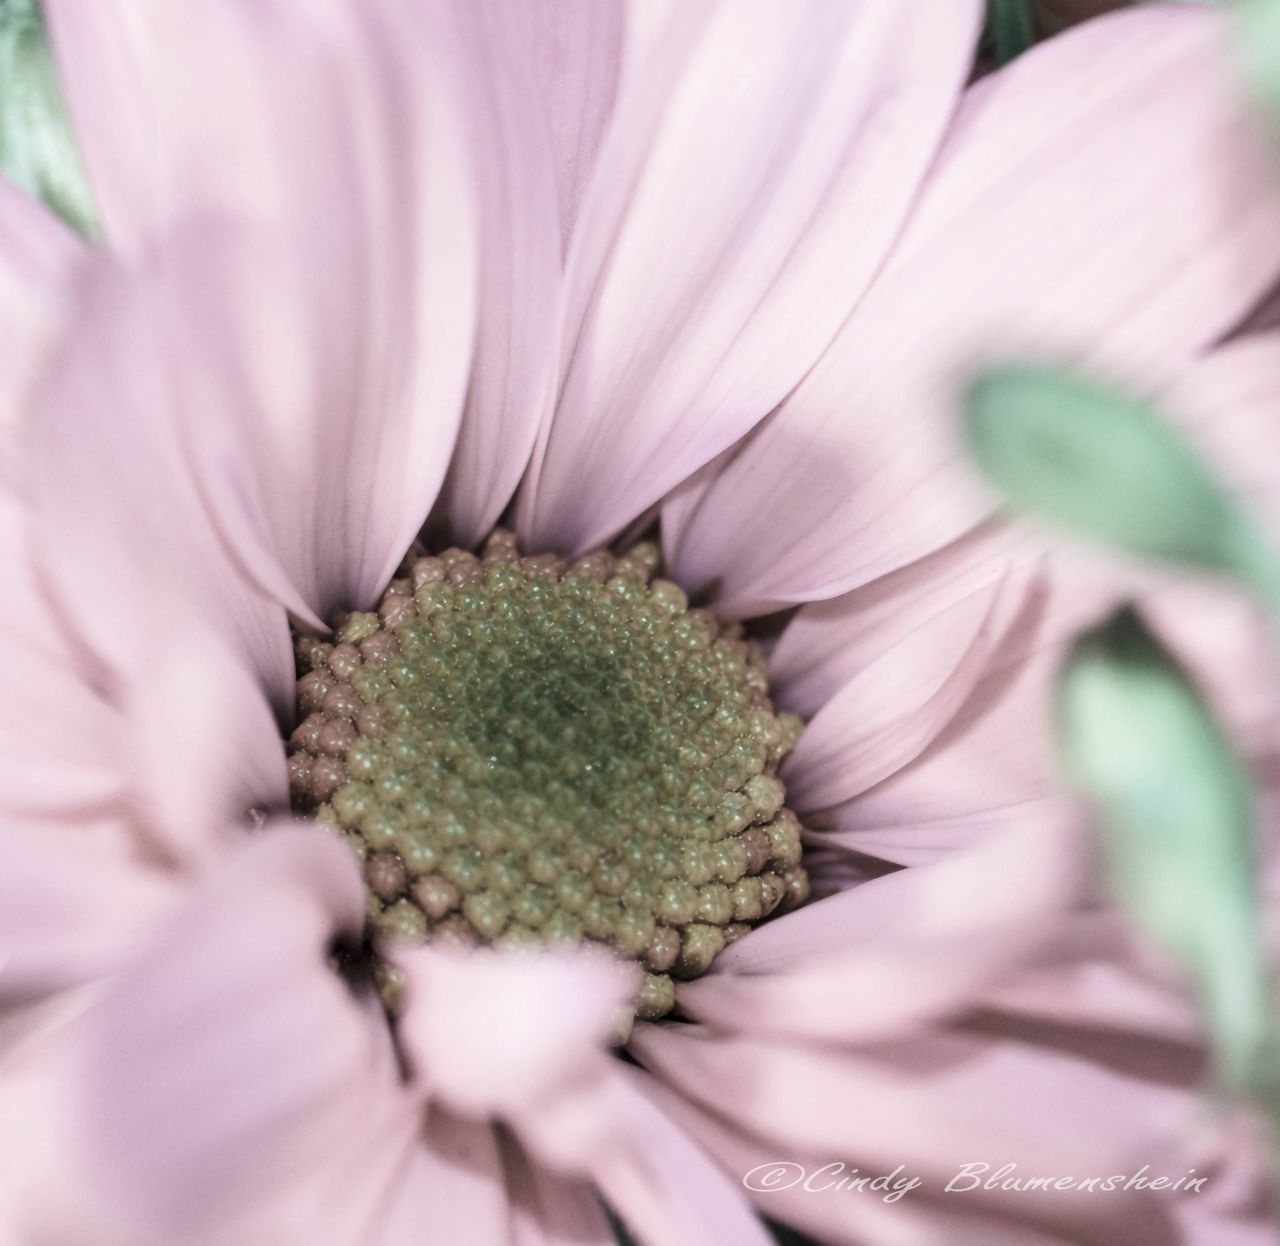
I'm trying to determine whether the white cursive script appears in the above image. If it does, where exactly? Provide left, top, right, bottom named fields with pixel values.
left=945, top=1162, right=1207, bottom=1194
left=743, top=1162, right=923, bottom=1203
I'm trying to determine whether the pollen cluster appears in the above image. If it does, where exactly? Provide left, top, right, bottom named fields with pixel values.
left=288, top=530, right=808, bottom=1018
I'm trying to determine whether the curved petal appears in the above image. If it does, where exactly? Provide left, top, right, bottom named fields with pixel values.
left=0, top=823, right=177, bottom=1019
left=397, top=946, right=636, bottom=1122
left=979, top=911, right=1204, bottom=1045
left=0, top=477, right=122, bottom=827
left=39, top=826, right=407, bottom=1246
left=433, top=3, right=565, bottom=546
left=767, top=520, right=1041, bottom=719
left=637, top=896, right=1274, bottom=1244
left=502, top=1133, right=616, bottom=1246
left=29, top=243, right=297, bottom=711
left=783, top=563, right=1034, bottom=813
left=0, top=176, right=84, bottom=433
left=375, top=1113, right=514, bottom=1246
left=584, top=1067, right=775, bottom=1246
left=677, top=817, right=1086, bottom=1043
left=772, top=333, right=1280, bottom=871
left=45, top=0, right=479, bottom=618
left=631, top=1026, right=1192, bottom=1246
left=670, top=5, right=1280, bottom=615
left=517, top=0, right=624, bottom=250
left=40, top=0, right=153, bottom=252
left=617, top=1075, right=964, bottom=1246
left=397, top=946, right=767, bottom=1246
left=825, top=555, right=1275, bottom=868
left=517, top=0, right=985, bottom=552
left=1166, top=331, right=1280, bottom=534
left=126, top=624, right=290, bottom=866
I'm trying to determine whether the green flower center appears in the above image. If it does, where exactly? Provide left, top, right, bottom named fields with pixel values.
left=288, top=530, right=809, bottom=1018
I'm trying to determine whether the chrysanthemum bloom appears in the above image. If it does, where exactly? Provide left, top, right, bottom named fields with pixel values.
left=3, top=2, right=1280, bottom=1243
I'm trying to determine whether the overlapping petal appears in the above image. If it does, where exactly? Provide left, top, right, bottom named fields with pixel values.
left=636, top=898, right=1266, bottom=1245
left=126, top=626, right=290, bottom=866
left=375, top=1114, right=515, bottom=1246
left=29, top=827, right=408, bottom=1246
left=678, top=817, right=1085, bottom=1043
left=45, top=0, right=480, bottom=619
left=502, top=1136, right=616, bottom=1246
left=432, top=2, right=566, bottom=546
left=634, top=1028, right=1192, bottom=1246
left=0, top=476, right=121, bottom=827
left=782, top=563, right=1035, bottom=813
left=517, top=0, right=985, bottom=552
left=0, top=823, right=176, bottom=1021
left=767, top=522, right=1042, bottom=719
left=670, top=6, right=1280, bottom=615
left=397, top=945, right=771, bottom=1245
left=28, top=241, right=298, bottom=709
left=0, top=176, right=84, bottom=435
left=514, top=0, right=624, bottom=250
left=772, top=325, right=1280, bottom=873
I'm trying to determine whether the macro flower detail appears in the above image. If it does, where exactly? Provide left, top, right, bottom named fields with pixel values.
left=1, top=2, right=1279, bottom=1244
left=289, top=529, right=809, bottom=1019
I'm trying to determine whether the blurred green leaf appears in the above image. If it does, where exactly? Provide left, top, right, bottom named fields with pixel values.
left=0, top=0, right=96, bottom=235
left=963, top=364, right=1280, bottom=599
left=1057, top=607, right=1272, bottom=1095
left=1237, top=0, right=1280, bottom=124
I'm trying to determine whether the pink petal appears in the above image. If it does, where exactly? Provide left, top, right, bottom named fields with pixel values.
left=624, top=1075, right=955, bottom=1246
left=397, top=946, right=768, bottom=1246
left=583, top=1067, right=775, bottom=1246
left=517, top=0, right=985, bottom=552
left=0, top=823, right=177, bottom=1016
left=0, top=196, right=108, bottom=828
left=631, top=1026, right=1194, bottom=1246
left=432, top=4, right=566, bottom=546
left=41, top=1, right=155, bottom=252
left=59, top=826, right=406, bottom=1245
left=644, top=909, right=1265, bottom=1246
left=516, top=0, right=623, bottom=250
left=824, top=556, right=1274, bottom=869
left=678, top=817, right=1086, bottom=1042
left=125, top=624, right=290, bottom=866
left=767, top=521, right=1041, bottom=719
left=979, top=910, right=1203, bottom=1044
left=46, top=1, right=479, bottom=618
left=502, top=1133, right=615, bottom=1246
left=29, top=244, right=297, bottom=711
left=0, top=478, right=121, bottom=827
left=0, top=1040, right=85, bottom=1244
left=375, top=1112, right=514, bottom=1246
left=396, top=945, right=636, bottom=1122
left=800, top=566, right=1077, bottom=866
left=1166, top=331, right=1280, bottom=538
left=773, top=332, right=1280, bottom=869
left=669, top=5, right=1280, bottom=615
left=782, top=562, right=1034, bottom=813
left=0, top=178, right=85, bottom=432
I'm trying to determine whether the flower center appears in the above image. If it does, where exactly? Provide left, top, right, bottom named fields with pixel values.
left=288, top=529, right=809, bottom=1018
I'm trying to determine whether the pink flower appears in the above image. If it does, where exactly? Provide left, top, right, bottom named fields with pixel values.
left=2, top=2, right=1279, bottom=1244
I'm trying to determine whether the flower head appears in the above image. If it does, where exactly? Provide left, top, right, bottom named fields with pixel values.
left=3, top=2, right=1280, bottom=1243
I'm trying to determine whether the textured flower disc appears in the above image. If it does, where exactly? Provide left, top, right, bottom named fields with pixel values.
left=288, top=529, right=809, bottom=1019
